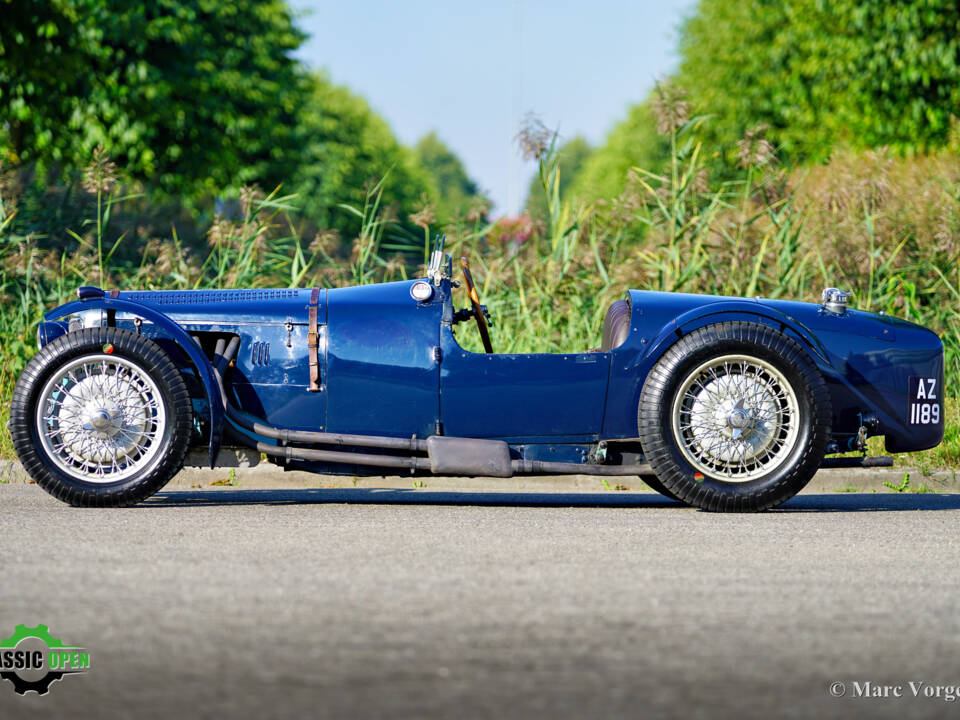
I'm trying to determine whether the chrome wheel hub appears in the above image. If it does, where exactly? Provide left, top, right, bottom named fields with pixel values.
left=727, top=407, right=750, bottom=430
left=671, top=354, right=800, bottom=482
left=36, top=355, right=167, bottom=483
left=83, top=408, right=116, bottom=434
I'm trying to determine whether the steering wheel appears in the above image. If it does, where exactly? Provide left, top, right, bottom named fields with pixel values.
left=460, top=257, right=494, bottom=353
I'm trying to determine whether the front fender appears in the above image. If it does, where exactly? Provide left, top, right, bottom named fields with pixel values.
left=44, top=297, right=224, bottom=467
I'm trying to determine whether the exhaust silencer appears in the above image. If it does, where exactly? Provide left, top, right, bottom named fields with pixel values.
left=426, top=436, right=513, bottom=477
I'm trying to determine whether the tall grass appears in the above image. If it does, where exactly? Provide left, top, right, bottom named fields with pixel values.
left=0, top=116, right=958, bottom=466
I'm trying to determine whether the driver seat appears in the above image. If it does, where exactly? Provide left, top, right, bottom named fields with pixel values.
left=600, top=299, right=631, bottom=351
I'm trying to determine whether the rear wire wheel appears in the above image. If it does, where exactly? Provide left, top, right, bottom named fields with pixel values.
left=638, top=322, right=831, bottom=512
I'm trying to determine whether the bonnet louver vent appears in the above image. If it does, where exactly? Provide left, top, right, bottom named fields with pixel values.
left=251, top=341, right=270, bottom=366
left=123, top=290, right=300, bottom=305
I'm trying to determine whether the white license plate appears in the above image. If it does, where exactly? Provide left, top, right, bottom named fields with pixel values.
left=908, top=376, right=941, bottom=425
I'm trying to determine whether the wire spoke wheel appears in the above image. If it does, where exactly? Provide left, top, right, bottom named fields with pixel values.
left=671, top=354, right=800, bottom=482
left=12, top=327, right=192, bottom=506
left=35, top=354, right=168, bottom=484
left=639, top=322, right=831, bottom=512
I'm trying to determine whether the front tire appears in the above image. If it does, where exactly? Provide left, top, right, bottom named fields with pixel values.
left=640, top=474, right=682, bottom=502
left=638, top=322, right=831, bottom=512
left=10, top=327, right=192, bottom=507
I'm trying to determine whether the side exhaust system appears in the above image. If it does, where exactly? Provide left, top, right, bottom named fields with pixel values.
left=229, top=403, right=652, bottom=477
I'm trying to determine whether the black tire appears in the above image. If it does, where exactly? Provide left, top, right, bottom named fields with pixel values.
left=10, top=327, right=192, bottom=507
left=638, top=322, right=831, bottom=512
left=640, top=474, right=683, bottom=502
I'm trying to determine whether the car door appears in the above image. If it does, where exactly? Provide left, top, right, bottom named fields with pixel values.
left=438, top=325, right=611, bottom=440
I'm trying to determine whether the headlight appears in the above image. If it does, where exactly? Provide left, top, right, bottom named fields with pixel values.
left=410, top=281, right=434, bottom=302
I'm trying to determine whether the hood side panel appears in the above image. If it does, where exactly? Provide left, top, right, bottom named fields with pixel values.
left=117, top=288, right=316, bottom=324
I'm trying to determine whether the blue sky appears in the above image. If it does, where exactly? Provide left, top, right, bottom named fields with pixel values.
left=289, top=0, right=697, bottom=214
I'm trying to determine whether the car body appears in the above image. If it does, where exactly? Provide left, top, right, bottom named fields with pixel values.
left=15, top=251, right=945, bottom=510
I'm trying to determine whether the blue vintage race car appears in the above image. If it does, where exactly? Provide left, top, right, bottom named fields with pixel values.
left=10, top=243, right=944, bottom=511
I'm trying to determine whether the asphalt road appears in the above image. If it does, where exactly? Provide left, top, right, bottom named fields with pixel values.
left=1, top=484, right=960, bottom=719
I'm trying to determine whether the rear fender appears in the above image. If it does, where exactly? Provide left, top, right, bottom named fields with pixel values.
left=602, top=300, right=835, bottom=439
left=638, top=302, right=943, bottom=451
left=642, top=301, right=831, bottom=369
left=43, top=296, right=224, bottom=466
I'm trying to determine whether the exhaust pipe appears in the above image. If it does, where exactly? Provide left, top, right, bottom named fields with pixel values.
left=256, top=436, right=652, bottom=478
left=821, top=456, right=894, bottom=469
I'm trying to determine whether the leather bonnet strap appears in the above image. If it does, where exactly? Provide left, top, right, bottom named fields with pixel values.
left=307, top=286, right=321, bottom=392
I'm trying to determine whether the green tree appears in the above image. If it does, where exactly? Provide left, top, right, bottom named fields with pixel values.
left=0, top=0, right=99, bottom=167
left=0, top=0, right=308, bottom=198
left=677, top=0, right=960, bottom=162
left=414, top=132, right=488, bottom=225
left=844, top=2, right=960, bottom=149
left=290, top=73, right=434, bottom=238
left=524, top=135, right=592, bottom=219
left=569, top=103, right=667, bottom=201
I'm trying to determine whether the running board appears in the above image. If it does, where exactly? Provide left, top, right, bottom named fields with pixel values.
left=820, top=456, right=894, bottom=469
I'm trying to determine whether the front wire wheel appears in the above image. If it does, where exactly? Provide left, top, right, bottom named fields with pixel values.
left=11, top=327, right=192, bottom=507
left=639, top=322, right=832, bottom=512
left=36, top=355, right=168, bottom=483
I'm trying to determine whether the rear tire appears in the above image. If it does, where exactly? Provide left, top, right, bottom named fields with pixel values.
left=10, top=327, right=192, bottom=507
left=638, top=322, right=831, bottom=512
